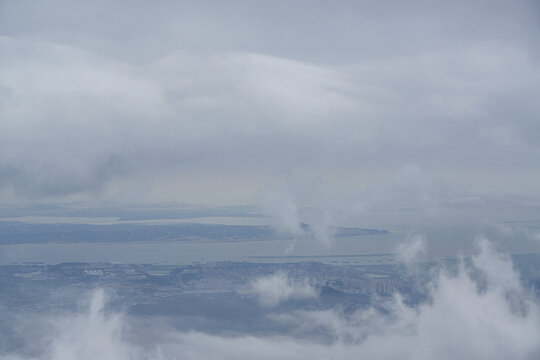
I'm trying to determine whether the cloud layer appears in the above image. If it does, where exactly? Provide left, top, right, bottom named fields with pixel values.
left=1, top=1, right=539, bottom=203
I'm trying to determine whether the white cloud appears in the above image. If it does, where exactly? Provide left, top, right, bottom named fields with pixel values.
left=247, top=272, right=318, bottom=307
left=2, top=239, right=540, bottom=359
left=260, top=187, right=304, bottom=237
left=47, top=290, right=132, bottom=360
left=396, top=235, right=427, bottom=265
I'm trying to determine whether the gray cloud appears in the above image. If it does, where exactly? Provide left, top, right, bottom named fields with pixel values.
left=0, top=1, right=539, bottom=205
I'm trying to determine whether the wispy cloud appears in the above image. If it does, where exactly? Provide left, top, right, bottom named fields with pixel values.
left=247, top=272, right=318, bottom=307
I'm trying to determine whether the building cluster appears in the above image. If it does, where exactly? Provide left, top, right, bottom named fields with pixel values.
left=0, top=260, right=411, bottom=311
left=178, top=261, right=408, bottom=296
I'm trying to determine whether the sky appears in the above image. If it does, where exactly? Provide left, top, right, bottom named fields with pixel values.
left=1, top=0, right=540, bottom=207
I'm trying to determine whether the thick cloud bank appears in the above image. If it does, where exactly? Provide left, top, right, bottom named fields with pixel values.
left=2, top=239, right=540, bottom=360
left=1, top=1, right=540, bottom=202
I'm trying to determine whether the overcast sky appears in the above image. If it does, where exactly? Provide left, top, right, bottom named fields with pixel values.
left=1, top=0, right=539, bottom=205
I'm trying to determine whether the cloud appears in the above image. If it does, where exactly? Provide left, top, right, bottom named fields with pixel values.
left=47, top=290, right=133, bottom=360
left=0, top=35, right=359, bottom=200
left=2, top=239, right=540, bottom=359
left=260, top=185, right=339, bottom=247
left=396, top=235, right=427, bottom=265
left=1, top=1, right=540, bottom=203
left=180, top=239, right=540, bottom=359
left=247, top=272, right=318, bottom=307
left=302, top=207, right=337, bottom=247
left=2, top=1, right=540, bottom=357
left=260, top=187, right=304, bottom=237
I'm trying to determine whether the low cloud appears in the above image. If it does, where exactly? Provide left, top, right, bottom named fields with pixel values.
left=1, top=238, right=538, bottom=359
left=48, top=290, right=132, bottom=360
left=302, top=208, right=337, bottom=247
left=260, top=187, right=304, bottom=237
left=260, top=186, right=339, bottom=248
left=247, top=272, right=318, bottom=307
left=396, top=235, right=427, bottom=265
